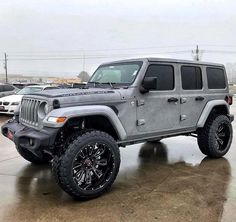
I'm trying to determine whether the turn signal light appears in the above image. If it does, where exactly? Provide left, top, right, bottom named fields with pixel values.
left=48, top=116, right=67, bottom=123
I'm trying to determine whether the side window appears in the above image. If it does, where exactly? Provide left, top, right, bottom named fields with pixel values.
left=3, top=85, right=14, bottom=92
left=0, top=85, right=3, bottom=92
left=145, top=64, right=174, bottom=90
left=206, top=67, right=226, bottom=89
left=181, top=66, right=202, bottom=90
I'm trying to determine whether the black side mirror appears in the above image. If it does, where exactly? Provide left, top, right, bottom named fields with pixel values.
left=140, top=77, right=157, bottom=93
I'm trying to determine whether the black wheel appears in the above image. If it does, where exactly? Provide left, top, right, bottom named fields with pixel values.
left=16, top=145, right=52, bottom=164
left=52, top=130, right=120, bottom=200
left=197, top=115, right=233, bottom=158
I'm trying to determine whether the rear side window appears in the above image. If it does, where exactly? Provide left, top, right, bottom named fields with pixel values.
left=0, top=86, right=3, bottom=92
left=206, top=67, right=226, bottom=89
left=3, top=85, right=14, bottom=92
left=145, top=64, right=174, bottom=90
left=181, top=66, right=202, bottom=90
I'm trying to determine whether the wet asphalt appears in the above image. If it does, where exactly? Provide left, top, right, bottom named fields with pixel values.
left=0, top=103, right=235, bottom=222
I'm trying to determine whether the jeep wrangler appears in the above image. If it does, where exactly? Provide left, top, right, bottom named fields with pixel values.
left=2, top=58, right=234, bottom=199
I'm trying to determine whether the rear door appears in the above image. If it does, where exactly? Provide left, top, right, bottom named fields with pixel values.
left=179, top=65, right=207, bottom=128
left=137, top=63, right=181, bottom=133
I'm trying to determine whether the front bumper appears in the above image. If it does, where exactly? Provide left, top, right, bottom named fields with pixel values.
left=1, top=119, right=59, bottom=158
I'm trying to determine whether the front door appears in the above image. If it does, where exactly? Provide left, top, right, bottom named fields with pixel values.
left=137, top=63, right=181, bottom=133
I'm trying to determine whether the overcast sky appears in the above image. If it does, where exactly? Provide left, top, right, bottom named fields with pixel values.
left=0, top=0, right=236, bottom=77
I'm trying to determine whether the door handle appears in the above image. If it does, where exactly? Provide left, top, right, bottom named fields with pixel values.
left=195, top=96, right=205, bottom=101
left=168, top=97, right=178, bottom=102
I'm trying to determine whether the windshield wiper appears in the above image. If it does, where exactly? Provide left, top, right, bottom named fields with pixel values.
left=102, top=82, right=115, bottom=88
left=88, top=81, right=101, bottom=87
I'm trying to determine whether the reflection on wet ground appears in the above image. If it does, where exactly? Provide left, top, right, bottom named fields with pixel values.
left=0, top=106, right=236, bottom=221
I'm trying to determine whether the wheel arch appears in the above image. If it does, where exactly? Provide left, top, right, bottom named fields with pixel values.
left=43, top=105, right=127, bottom=141
left=197, top=100, right=230, bottom=128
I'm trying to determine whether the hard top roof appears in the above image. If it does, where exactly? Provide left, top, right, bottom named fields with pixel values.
left=101, top=57, right=224, bottom=67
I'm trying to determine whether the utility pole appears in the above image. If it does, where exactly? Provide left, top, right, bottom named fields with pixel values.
left=82, top=52, right=85, bottom=71
left=4, top=53, right=8, bottom=83
left=192, top=45, right=200, bottom=61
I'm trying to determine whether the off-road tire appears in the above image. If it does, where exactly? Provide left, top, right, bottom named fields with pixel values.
left=197, top=115, right=233, bottom=158
left=16, top=145, right=52, bottom=164
left=52, top=130, right=120, bottom=200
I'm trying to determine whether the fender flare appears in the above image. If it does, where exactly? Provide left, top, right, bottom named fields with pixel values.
left=197, top=100, right=229, bottom=128
left=43, top=105, right=127, bottom=140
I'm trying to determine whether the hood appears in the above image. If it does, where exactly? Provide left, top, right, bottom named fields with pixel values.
left=0, top=94, right=23, bottom=103
left=32, top=88, right=116, bottom=98
left=26, top=88, right=126, bottom=107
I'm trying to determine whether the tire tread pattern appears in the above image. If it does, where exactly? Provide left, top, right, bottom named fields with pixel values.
left=52, top=130, right=120, bottom=200
left=198, top=114, right=232, bottom=158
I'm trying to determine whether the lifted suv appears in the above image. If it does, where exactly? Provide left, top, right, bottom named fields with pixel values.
left=2, top=58, right=234, bottom=199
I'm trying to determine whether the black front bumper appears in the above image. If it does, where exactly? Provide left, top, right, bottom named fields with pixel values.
left=1, top=119, right=59, bottom=158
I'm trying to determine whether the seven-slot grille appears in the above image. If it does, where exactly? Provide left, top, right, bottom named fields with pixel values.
left=20, top=98, right=41, bottom=126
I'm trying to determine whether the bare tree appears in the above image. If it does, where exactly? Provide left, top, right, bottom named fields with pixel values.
left=78, top=71, right=90, bottom=82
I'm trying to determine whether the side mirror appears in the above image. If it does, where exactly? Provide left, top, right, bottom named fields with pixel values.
left=140, top=77, right=157, bottom=93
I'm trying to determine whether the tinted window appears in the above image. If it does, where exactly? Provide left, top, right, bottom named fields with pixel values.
left=145, top=64, right=174, bottom=90
left=0, top=86, right=3, bottom=92
left=206, top=67, right=226, bottom=89
left=3, top=85, right=14, bottom=92
left=181, top=66, right=202, bottom=90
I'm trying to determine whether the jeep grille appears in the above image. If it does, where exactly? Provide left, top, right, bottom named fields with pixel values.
left=20, top=98, right=41, bottom=126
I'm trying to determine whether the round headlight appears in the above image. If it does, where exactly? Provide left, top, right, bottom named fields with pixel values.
left=44, top=103, right=49, bottom=114
left=38, top=102, right=49, bottom=119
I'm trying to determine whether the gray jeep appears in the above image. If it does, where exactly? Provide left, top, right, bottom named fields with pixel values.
left=2, top=58, right=234, bottom=199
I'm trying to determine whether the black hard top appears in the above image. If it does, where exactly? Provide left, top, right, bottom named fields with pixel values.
left=101, top=57, right=224, bottom=67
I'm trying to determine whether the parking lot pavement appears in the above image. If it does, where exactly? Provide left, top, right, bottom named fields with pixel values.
left=0, top=106, right=236, bottom=222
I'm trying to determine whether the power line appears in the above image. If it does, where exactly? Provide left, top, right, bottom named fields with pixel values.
left=3, top=44, right=194, bottom=55
left=204, top=50, right=236, bottom=54
left=6, top=44, right=236, bottom=55
left=200, top=44, right=236, bottom=48
left=1, top=47, right=236, bottom=73
left=3, top=44, right=236, bottom=56
left=4, top=50, right=190, bottom=61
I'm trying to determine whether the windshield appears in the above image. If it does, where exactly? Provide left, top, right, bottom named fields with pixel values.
left=89, top=61, right=143, bottom=86
left=17, top=87, right=44, bottom=95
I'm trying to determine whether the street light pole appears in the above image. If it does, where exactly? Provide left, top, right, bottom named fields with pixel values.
left=192, top=45, right=201, bottom=61
left=4, top=53, right=8, bottom=83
